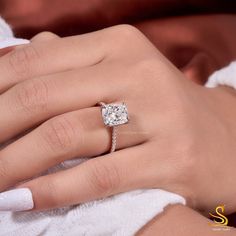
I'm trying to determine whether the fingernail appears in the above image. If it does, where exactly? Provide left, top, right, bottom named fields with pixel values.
left=0, top=188, right=34, bottom=211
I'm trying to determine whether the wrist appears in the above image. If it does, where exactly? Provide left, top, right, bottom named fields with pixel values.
left=204, top=86, right=236, bottom=214
left=137, top=204, right=236, bottom=236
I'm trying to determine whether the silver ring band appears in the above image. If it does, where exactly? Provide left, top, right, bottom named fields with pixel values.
left=98, top=102, right=129, bottom=153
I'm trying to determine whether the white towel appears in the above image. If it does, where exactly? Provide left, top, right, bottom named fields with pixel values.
left=205, top=61, right=236, bottom=89
left=0, top=17, right=28, bottom=49
left=0, top=17, right=185, bottom=236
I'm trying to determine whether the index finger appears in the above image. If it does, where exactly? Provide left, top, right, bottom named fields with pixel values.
left=0, top=26, right=118, bottom=93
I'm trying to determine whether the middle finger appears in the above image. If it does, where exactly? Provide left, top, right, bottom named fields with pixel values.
left=0, top=64, right=124, bottom=143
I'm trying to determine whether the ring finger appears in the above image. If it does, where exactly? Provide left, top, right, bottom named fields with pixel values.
left=0, top=104, right=146, bottom=192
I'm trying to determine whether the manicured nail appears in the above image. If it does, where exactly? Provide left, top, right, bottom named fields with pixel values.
left=0, top=188, right=34, bottom=211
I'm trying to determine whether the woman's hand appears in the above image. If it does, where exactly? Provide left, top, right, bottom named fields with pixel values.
left=0, top=25, right=235, bottom=214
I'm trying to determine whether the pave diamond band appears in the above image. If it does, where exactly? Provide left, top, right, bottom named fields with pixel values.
left=98, top=102, right=129, bottom=152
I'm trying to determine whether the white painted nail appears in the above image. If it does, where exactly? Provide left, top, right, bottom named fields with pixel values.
left=0, top=188, right=34, bottom=211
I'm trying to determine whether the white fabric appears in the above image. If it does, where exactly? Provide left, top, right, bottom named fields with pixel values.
left=0, top=17, right=29, bottom=49
left=0, top=17, right=186, bottom=236
left=0, top=160, right=185, bottom=236
left=205, top=62, right=236, bottom=89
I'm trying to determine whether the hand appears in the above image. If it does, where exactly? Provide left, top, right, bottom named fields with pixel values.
left=0, top=25, right=235, bottom=214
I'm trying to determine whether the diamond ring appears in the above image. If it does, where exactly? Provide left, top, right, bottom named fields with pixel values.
left=98, top=102, right=129, bottom=152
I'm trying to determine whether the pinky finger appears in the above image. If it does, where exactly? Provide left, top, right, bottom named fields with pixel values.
left=0, top=144, right=151, bottom=211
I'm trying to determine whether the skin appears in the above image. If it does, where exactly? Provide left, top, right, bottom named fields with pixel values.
left=137, top=204, right=236, bottom=235
left=0, top=4, right=236, bottom=234
left=0, top=0, right=236, bottom=236
left=0, top=24, right=235, bottom=217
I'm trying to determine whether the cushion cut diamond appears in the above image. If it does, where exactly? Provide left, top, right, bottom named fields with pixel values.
left=101, top=103, right=129, bottom=127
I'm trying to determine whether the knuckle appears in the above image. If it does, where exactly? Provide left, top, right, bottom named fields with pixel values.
left=8, top=44, right=39, bottom=79
left=88, top=160, right=121, bottom=195
left=33, top=31, right=59, bottom=41
left=39, top=179, right=60, bottom=207
left=113, top=24, right=142, bottom=39
left=14, top=79, right=49, bottom=113
left=108, top=24, right=144, bottom=49
left=42, top=116, right=78, bottom=154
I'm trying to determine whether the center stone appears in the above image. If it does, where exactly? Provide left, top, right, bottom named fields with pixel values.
left=101, top=103, right=129, bottom=127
